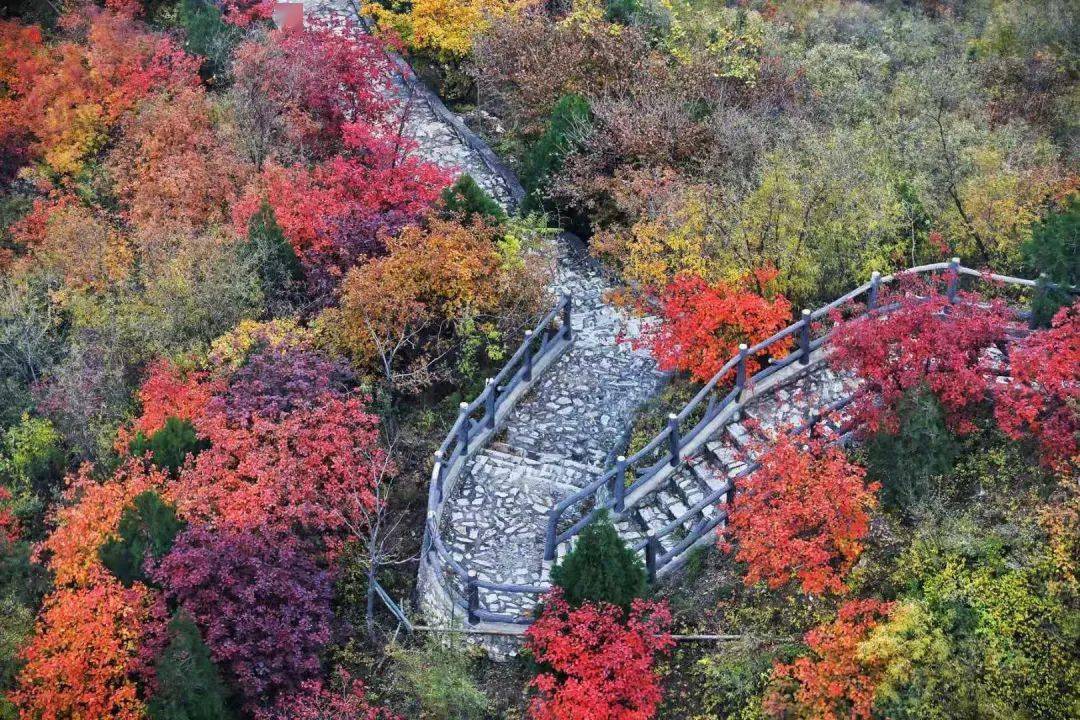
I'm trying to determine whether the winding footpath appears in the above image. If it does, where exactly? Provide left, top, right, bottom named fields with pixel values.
left=299, top=1, right=867, bottom=652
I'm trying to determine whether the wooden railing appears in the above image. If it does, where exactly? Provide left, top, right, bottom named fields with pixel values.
left=421, top=296, right=572, bottom=625
left=543, top=259, right=1062, bottom=581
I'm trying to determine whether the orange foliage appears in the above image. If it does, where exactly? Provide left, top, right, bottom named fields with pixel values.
left=766, top=599, right=894, bottom=720
left=3, top=8, right=197, bottom=175
left=11, top=581, right=167, bottom=720
left=722, top=434, right=878, bottom=595
left=109, top=86, right=252, bottom=236
left=131, top=359, right=222, bottom=438
left=39, top=460, right=168, bottom=588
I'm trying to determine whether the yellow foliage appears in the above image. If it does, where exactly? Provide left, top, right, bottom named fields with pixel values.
left=366, top=0, right=535, bottom=60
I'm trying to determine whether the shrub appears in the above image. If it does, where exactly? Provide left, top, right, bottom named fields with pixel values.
left=130, top=417, right=209, bottom=476
left=521, top=94, right=591, bottom=210
left=153, top=527, right=334, bottom=712
left=99, top=490, right=184, bottom=587
left=0, top=413, right=64, bottom=529
left=765, top=599, right=894, bottom=720
left=549, top=510, right=646, bottom=611
left=525, top=590, right=673, bottom=720
left=389, top=636, right=488, bottom=720
left=440, top=174, right=506, bottom=225
left=864, top=388, right=960, bottom=513
left=147, top=611, right=235, bottom=720
left=1022, top=195, right=1078, bottom=327
left=723, top=434, right=878, bottom=595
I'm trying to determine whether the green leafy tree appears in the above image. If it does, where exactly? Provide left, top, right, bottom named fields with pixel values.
left=549, top=510, right=646, bottom=610
left=99, top=491, right=184, bottom=587
left=129, top=416, right=208, bottom=476
left=521, top=94, right=591, bottom=211
left=864, top=389, right=960, bottom=514
left=440, top=174, right=506, bottom=225
left=147, top=612, right=235, bottom=720
left=1023, top=195, right=1079, bottom=327
left=0, top=413, right=65, bottom=534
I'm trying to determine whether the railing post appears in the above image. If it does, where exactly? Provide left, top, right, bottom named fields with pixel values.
left=456, top=402, right=470, bottom=455
left=614, top=455, right=627, bottom=512
left=466, top=578, right=479, bottom=624
left=484, top=378, right=496, bottom=429
left=798, top=308, right=811, bottom=365
left=645, top=537, right=658, bottom=582
left=434, top=450, right=445, bottom=502
left=666, top=413, right=680, bottom=467
left=545, top=512, right=557, bottom=561
left=735, top=343, right=748, bottom=391
left=523, top=330, right=534, bottom=382
left=867, top=271, right=881, bottom=311
left=946, top=256, right=960, bottom=303
left=562, top=294, right=572, bottom=341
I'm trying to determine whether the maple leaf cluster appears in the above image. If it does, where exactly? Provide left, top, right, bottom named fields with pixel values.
left=638, top=268, right=793, bottom=384
left=765, top=599, right=894, bottom=720
left=525, top=589, right=674, bottom=720
left=723, top=433, right=879, bottom=595
left=994, top=301, right=1079, bottom=473
left=828, top=275, right=1010, bottom=436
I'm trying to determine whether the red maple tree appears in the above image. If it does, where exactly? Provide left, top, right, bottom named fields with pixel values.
left=765, top=599, right=894, bottom=720
left=722, top=434, right=878, bottom=595
left=0, top=486, right=18, bottom=544
left=994, top=301, right=1079, bottom=472
left=637, top=269, right=792, bottom=384
left=828, top=277, right=1009, bottom=435
left=525, top=590, right=674, bottom=720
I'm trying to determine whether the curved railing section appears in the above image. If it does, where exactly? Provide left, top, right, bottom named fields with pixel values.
left=421, top=295, right=573, bottom=626
left=543, top=258, right=1064, bottom=580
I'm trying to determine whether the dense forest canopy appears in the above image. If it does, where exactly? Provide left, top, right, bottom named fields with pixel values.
left=0, top=0, right=1077, bottom=718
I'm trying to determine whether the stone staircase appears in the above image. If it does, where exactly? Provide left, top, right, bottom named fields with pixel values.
left=610, top=363, right=861, bottom=565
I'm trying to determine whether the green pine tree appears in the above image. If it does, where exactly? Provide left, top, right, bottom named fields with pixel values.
left=241, top=201, right=303, bottom=310
left=441, top=174, right=507, bottom=225
left=1023, top=196, right=1078, bottom=327
left=99, top=491, right=184, bottom=587
left=550, top=510, right=647, bottom=610
left=129, top=416, right=208, bottom=476
left=521, top=94, right=591, bottom=211
left=147, top=612, right=235, bottom=720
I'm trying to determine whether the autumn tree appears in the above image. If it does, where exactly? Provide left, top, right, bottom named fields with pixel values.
left=11, top=582, right=168, bottom=720
left=723, top=434, right=878, bottom=595
left=4, top=7, right=197, bottom=175
left=994, top=301, right=1079, bottom=472
left=637, top=269, right=792, bottom=384
left=765, top=599, right=894, bottom=720
left=828, top=277, right=1010, bottom=435
left=108, top=86, right=251, bottom=238
left=153, top=527, right=334, bottom=712
left=170, top=395, right=388, bottom=553
left=329, top=217, right=549, bottom=391
left=229, top=21, right=393, bottom=168
left=525, top=590, right=674, bottom=720
left=259, top=669, right=402, bottom=720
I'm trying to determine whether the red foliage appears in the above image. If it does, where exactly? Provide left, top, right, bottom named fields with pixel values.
left=525, top=590, right=674, bottom=720
left=765, top=599, right=894, bottom=720
left=231, top=22, right=394, bottom=160
left=12, top=581, right=168, bottom=720
left=0, top=20, right=46, bottom=181
left=722, top=434, right=878, bottom=595
left=637, top=269, right=792, bottom=384
left=170, top=394, right=389, bottom=554
left=258, top=669, right=403, bottom=720
left=152, top=527, right=334, bottom=712
left=0, top=486, right=18, bottom=544
left=828, top=276, right=1009, bottom=435
left=130, top=359, right=222, bottom=438
left=994, top=301, right=1080, bottom=472
left=232, top=135, right=450, bottom=288
left=220, top=0, right=275, bottom=26
left=39, top=460, right=168, bottom=588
